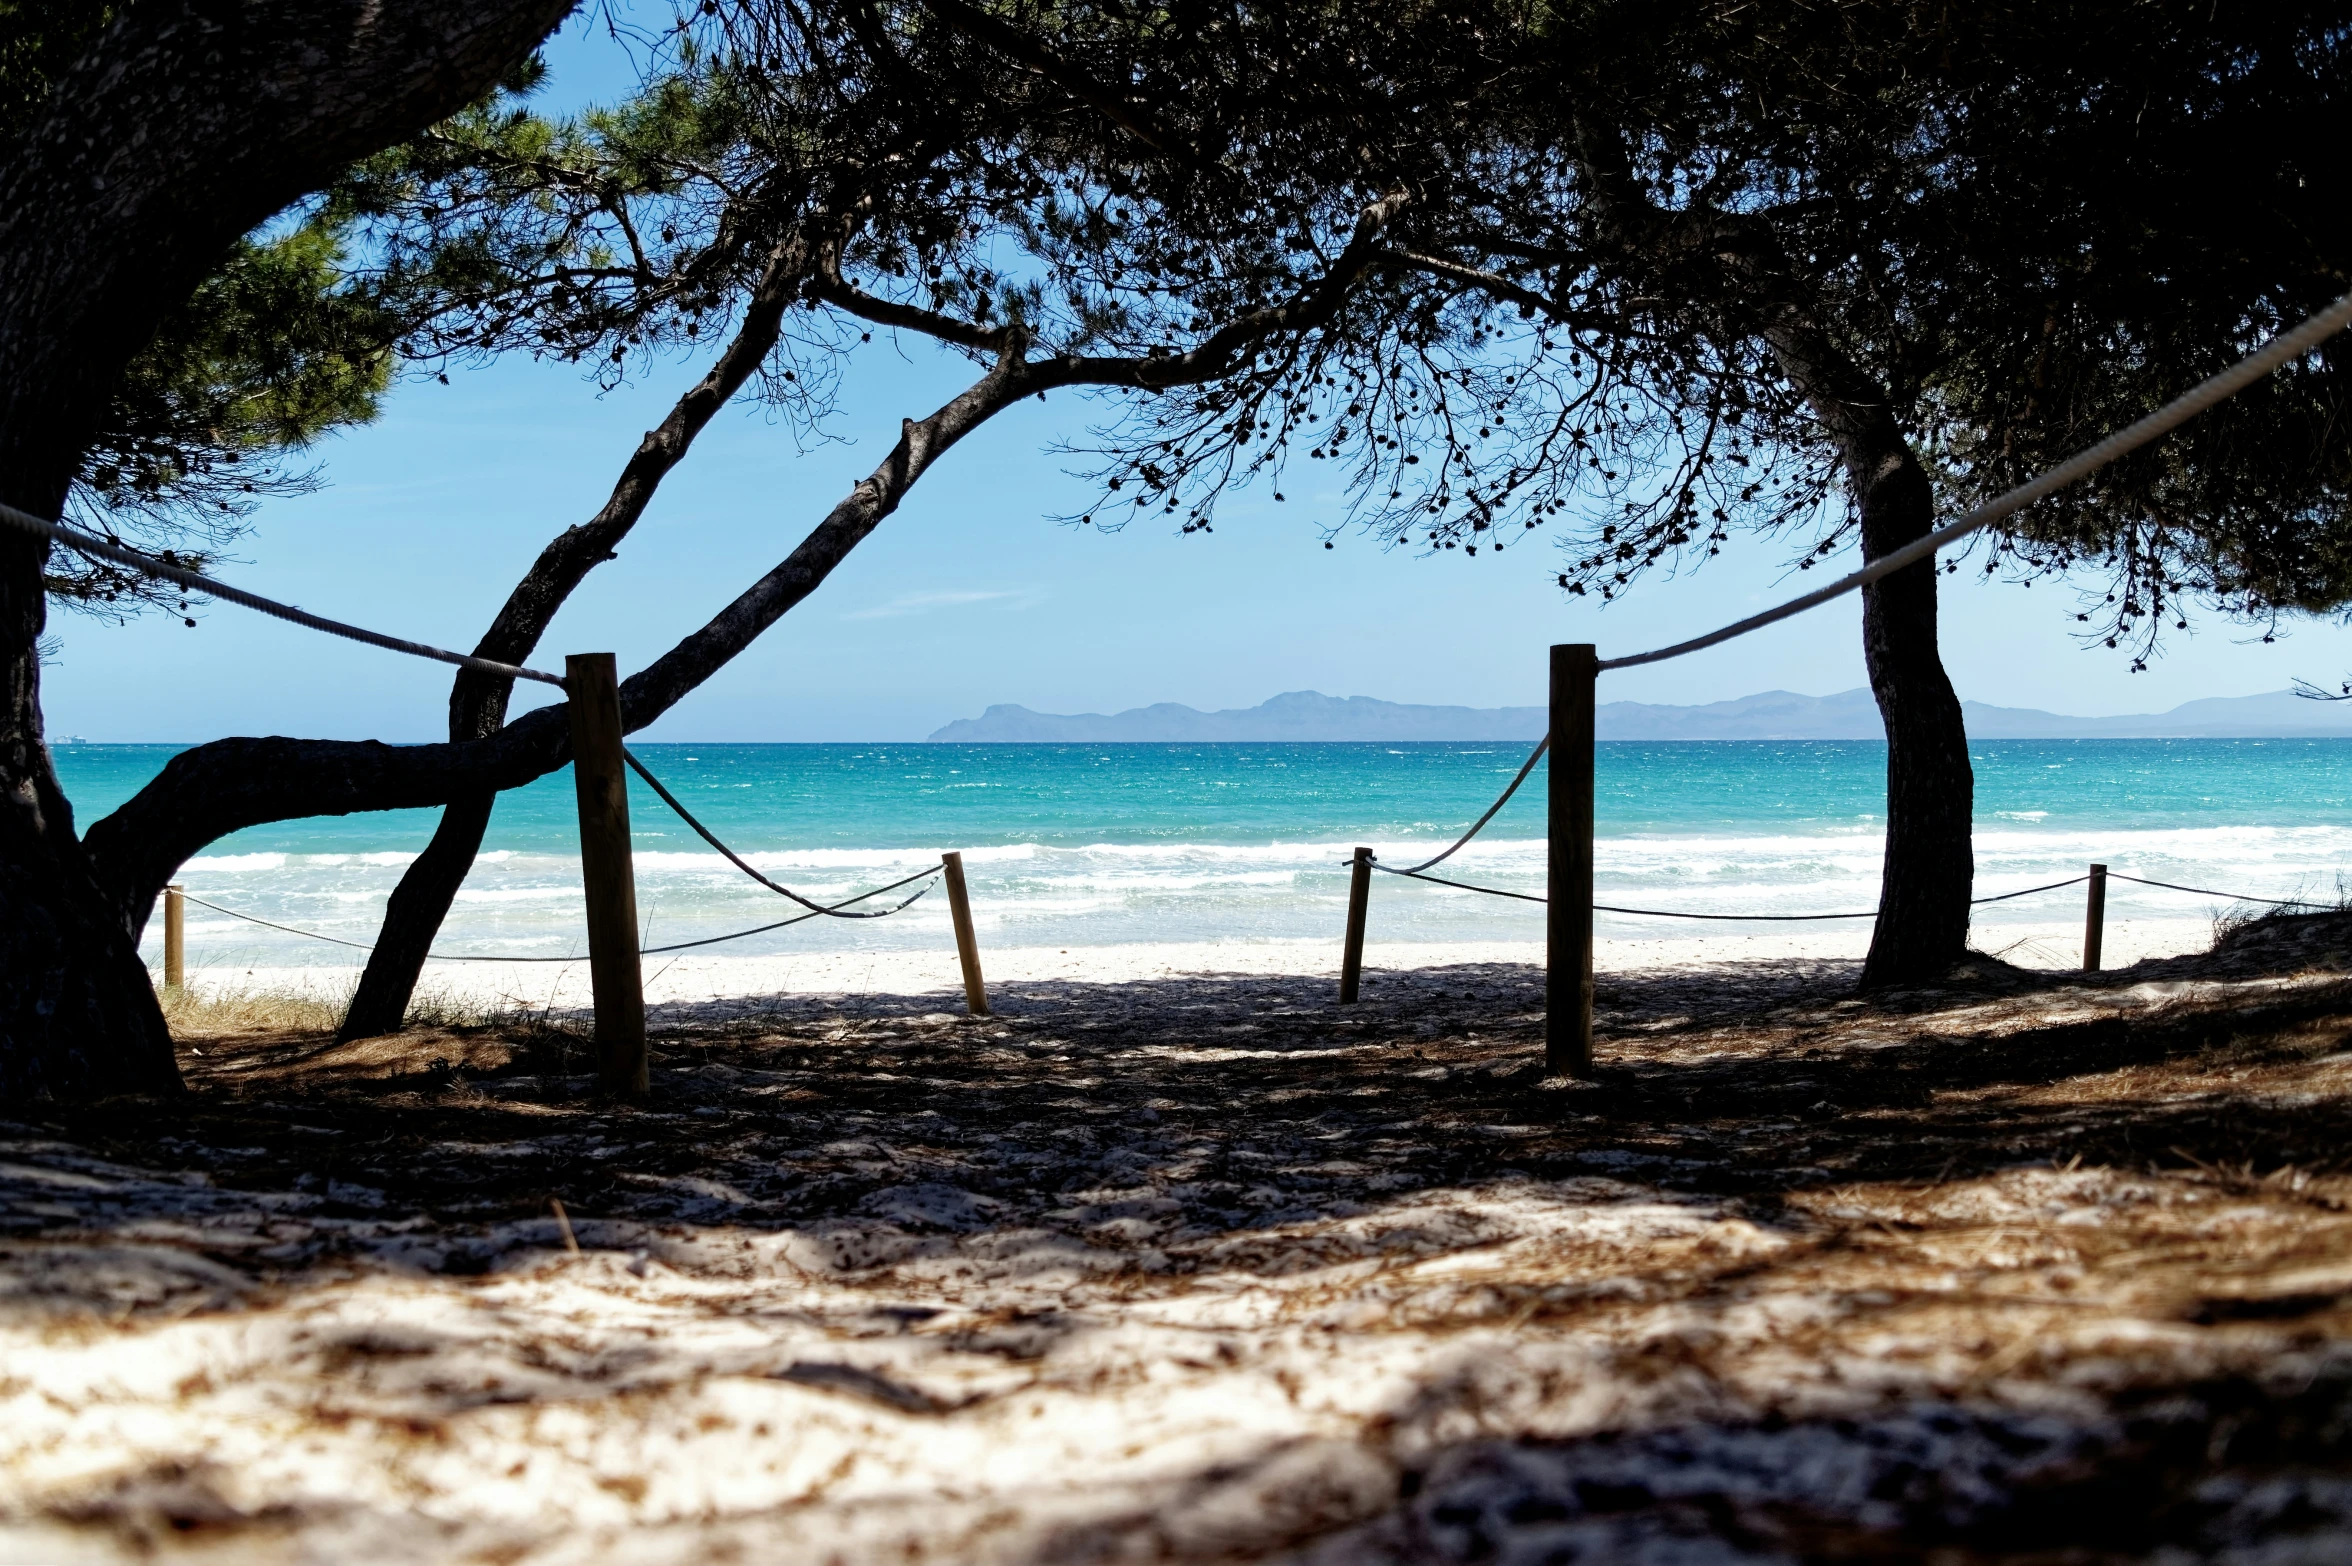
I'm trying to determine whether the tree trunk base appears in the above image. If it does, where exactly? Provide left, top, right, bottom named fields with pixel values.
left=339, top=793, right=496, bottom=1040
left=1855, top=462, right=1974, bottom=990
left=0, top=793, right=179, bottom=1100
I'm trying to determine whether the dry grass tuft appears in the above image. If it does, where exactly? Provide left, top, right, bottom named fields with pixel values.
left=2212, top=877, right=2352, bottom=945
left=158, top=982, right=351, bottom=1037
left=158, top=980, right=529, bottom=1040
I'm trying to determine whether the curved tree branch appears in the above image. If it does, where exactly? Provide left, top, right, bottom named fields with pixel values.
left=1041, top=188, right=1412, bottom=390
left=81, top=190, right=1420, bottom=937
left=332, top=216, right=826, bottom=1035
left=811, top=244, right=1015, bottom=352
left=1375, top=245, right=1626, bottom=338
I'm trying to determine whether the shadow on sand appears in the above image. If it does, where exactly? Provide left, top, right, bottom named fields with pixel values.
left=5, top=912, right=2352, bottom=1560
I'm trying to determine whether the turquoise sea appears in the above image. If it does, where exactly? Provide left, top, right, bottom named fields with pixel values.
left=51, top=739, right=2352, bottom=969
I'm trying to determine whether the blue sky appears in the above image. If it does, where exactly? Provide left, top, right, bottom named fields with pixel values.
left=38, top=12, right=2352, bottom=743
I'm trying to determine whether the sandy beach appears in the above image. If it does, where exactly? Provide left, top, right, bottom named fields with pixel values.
left=176, top=914, right=2226, bottom=1018
left=9, top=911, right=2352, bottom=1560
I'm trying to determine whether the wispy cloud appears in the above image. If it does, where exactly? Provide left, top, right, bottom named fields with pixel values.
left=843, top=588, right=1041, bottom=621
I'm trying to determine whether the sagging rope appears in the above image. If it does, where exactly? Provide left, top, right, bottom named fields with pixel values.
left=0, top=498, right=567, bottom=687
left=168, top=748, right=944, bottom=967
left=1369, top=862, right=2322, bottom=917
left=1399, top=289, right=2352, bottom=870
left=1374, top=859, right=2086, bottom=913
left=1372, top=861, right=1548, bottom=903
left=1395, top=737, right=1550, bottom=874
left=2107, top=872, right=2324, bottom=909
left=640, top=863, right=937, bottom=951
left=622, top=747, right=920, bottom=918
left=177, top=861, right=938, bottom=963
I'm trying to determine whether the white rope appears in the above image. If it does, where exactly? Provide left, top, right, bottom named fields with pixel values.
left=622, top=747, right=921, bottom=917
left=178, top=866, right=939, bottom=961
left=0, top=498, right=567, bottom=687
left=1394, top=735, right=1550, bottom=873
left=1381, top=291, right=2352, bottom=871
left=1598, top=289, right=2352, bottom=672
left=2109, top=872, right=2324, bottom=908
left=1367, top=862, right=2093, bottom=916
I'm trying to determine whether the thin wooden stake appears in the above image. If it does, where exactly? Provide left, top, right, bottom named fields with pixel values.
left=549, top=1198, right=582, bottom=1256
left=566, top=652, right=646, bottom=1097
left=1340, top=846, right=1373, bottom=1003
left=1548, top=643, right=1598, bottom=1078
left=942, top=851, right=990, bottom=1016
left=2083, top=862, right=2108, bottom=972
left=163, top=883, right=185, bottom=991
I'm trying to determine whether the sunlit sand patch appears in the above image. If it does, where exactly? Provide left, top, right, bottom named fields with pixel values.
left=8, top=914, right=2352, bottom=1560
left=162, top=911, right=2223, bottom=1021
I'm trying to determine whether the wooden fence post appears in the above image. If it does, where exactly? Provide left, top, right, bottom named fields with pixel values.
left=2083, top=862, right=2108, bottom=972
left=1340, top=846, right=1373, bottom=1003
left=163, top=883, right=185, bottom=991
left=942, top=851, right=990, bottom=1016
left=566, top=652, right=647, bottom=1097
left=1548, top=643, right=1598, bottom=1077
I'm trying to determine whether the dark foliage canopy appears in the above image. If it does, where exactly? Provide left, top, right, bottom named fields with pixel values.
left=1, top=0, right=413, bottom=617
left=13, top=1, right=2347, bottom=654
left=907, top=0, right=2352, bottom=665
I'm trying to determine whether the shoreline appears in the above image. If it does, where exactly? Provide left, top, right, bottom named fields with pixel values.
left=169, top=914, right=2224, bottom=1014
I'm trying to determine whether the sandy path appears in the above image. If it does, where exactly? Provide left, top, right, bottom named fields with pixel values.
left=6, top=917, right=2351, bottom=1561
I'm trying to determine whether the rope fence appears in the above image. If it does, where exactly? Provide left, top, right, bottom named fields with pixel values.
left=1335, top=850, right=2339, bottom=1020
left=175, top=863, right=938, bottom=965
left=620, top=747, right=925, bottom=919
left=1332, top=290, right=2352, bottom=1075
left=1363, top=861, right=2321, bottom=918
left=165, top=747, right=942, bottom=964
left=2107, top=872, right=2322, bottom=909
left=59, top=266, right=2345, bottom=1090
left=1381, top=290, right=2352, bottom=898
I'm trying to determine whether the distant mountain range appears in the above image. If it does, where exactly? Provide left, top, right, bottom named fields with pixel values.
left=931, top=691, right=1550, bottom=743
left=927, top=687, right=2352, bottom=741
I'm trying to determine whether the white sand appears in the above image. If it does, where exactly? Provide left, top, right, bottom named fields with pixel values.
left=179, top=915, right=2223, bottom=1015
left=8, top=951, right=2351, bottom=1563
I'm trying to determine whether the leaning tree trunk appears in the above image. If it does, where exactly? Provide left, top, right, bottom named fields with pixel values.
left=1566, top=120, right=1975, bottom=986
left=87, top=338, right=1051, bottom=935
left=81, top=202, right=1409, bottom=951
left=338, top=793, right=498, bottom=1038
left=1758, top=316, right=1975, bottom=987
left=337, top=230, right=819, bottom=1039
left=0, top=518, right=178, bottom=1097
left=0, top=0, right=571, bottom=1094
left=1851, top=446, right=1974, bottom=986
